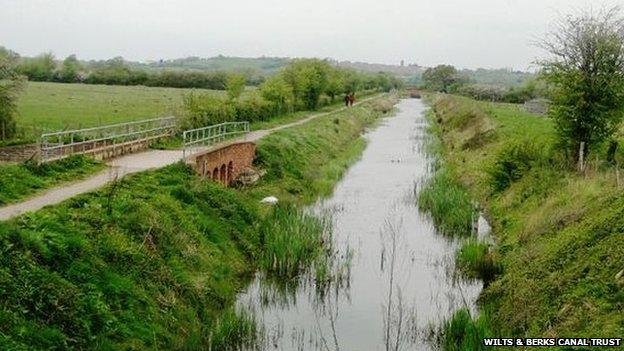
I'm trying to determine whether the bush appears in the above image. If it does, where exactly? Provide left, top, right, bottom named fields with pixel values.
left=234, top=93, right=277, bottom=122
left=487, top=139, right=547, bottom=193
left=183, top=93, right=236, bottom=128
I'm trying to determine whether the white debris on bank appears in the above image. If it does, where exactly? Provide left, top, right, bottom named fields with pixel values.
left=260, top=196, right=279, bottom=205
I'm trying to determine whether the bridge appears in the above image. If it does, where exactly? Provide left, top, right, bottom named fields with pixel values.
left=36, top=118, right=258, bottom=186
left=181, top=121, right=256, bottom=185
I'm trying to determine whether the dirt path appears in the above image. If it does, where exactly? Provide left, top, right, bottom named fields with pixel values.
left=0, top=95, right=381, bottom=221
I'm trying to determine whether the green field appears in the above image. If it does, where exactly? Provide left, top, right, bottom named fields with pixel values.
left=15, top=82, right=224, bottom=137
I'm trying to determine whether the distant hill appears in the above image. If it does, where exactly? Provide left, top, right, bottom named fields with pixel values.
left=332, top=59, right=425, bottom=78
left=141, top=55, right=291, bottom=73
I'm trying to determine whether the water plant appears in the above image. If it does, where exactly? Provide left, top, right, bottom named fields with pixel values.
left=208, top=308, right=259, bottom=351
left=417, top=167, right=477, bottom=237
left=432, top=308, right=490, bottom=351
left=456, top=239, right=502, bottom=284
left=258, top=204, right=330, bottom=278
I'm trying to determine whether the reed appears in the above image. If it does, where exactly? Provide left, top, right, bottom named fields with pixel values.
left=417, top=167, right=477, bottom=237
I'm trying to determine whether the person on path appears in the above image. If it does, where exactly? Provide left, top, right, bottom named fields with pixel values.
left=348, top=92, right=355, bottom=106
left=344, top=93, right=350, bottom=107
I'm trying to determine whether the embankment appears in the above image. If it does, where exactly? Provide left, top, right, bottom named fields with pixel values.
left=425, top=94, right=623, bottom=345
left=0, top=94, right=397, bottom=349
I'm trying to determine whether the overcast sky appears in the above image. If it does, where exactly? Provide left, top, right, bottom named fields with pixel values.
left=0, top=0, right=619, bottom=70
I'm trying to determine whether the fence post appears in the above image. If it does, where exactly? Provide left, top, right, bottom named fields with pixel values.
left=577, top=141, right=585, bottom=172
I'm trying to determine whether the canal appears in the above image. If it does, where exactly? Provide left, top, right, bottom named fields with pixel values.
left=237, top=98, right=482, bottom=350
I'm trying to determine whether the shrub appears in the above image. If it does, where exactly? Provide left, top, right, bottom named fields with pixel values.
left=487, top=139, right=547, bottom=193
left=226, top=73, right=246, bottom=100
left=234, top=93, right=276, bottom=122
left=183, top=93, right=236, bottom=128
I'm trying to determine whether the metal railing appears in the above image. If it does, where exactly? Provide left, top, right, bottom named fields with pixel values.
left=40, top=116, right=178, bottom=163
left=182, top=121, right=250, bottom=158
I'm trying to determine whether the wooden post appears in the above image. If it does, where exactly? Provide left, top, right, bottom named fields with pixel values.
left=578, top=141, right=585, bottom=172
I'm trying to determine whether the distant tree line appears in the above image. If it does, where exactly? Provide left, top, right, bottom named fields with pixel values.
left=15, top=53, right=237, bottom=90
left=421, top=64, right=543, bottom=103
left=10, top=51, right=404, bottom=95
left=184, top=58, right=403, bottom=128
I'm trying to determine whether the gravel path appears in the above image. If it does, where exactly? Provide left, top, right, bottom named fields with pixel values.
left=0, top=95, right=380, bottom=221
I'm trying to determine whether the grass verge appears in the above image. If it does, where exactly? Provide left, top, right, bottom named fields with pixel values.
left=0, top=155, right=104, bottom=205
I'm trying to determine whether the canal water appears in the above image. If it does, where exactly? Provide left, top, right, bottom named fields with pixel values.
left=236, top=98, right=482, bottom=350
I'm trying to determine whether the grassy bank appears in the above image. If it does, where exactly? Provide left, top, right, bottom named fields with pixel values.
left=426, top=94, right=623, bottom=346
left=0, top=156, right=104, bottom=205
left=0, top=94, right=397, bottom=349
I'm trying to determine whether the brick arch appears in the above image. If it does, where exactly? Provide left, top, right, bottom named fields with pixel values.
left=187, top=141, right=256, bottom=187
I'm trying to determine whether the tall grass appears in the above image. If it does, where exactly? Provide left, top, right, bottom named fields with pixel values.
left=431, top=308, right=490, bottom=351
left=258, top=204, right=329, bottom=278
left=208, top=308, right=259, bottom=351
left=456, top=239, right=502, bottom=284
left=417, top=167, right=477, bottom=237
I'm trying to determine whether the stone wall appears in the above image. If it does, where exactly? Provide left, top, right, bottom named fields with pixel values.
left=186, top=141, right=256, bottom=185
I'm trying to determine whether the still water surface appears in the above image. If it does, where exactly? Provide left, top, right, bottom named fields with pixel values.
left=237, top=99, right=482, bottom=350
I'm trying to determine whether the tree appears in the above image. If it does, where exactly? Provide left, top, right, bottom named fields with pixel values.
left=281, top=59, right=331, bottom=110
left=325, top=68, right=346, bottom=101
left=58, top=54, right=82, bottom=82
left=0, top=47, right=24, bottom=140
left=260, top=75, right=293, bottom=114
left=18, top=52, right=56, bottom=81
left=538, top=7, right=624, bottom=163
left=422, top=64, right=462, bottom=92
left=225, top=73, right=246, bottom=100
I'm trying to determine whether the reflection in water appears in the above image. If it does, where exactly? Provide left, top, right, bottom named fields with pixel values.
left=236, top=99, right=482, bottom=350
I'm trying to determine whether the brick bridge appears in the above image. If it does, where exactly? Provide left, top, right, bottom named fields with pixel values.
left=186, top=141, right=256, bottom=185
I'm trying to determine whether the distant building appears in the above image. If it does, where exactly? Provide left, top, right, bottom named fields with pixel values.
left=400, top=60, right=404, bottom=67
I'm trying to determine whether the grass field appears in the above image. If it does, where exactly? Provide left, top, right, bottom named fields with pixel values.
left=15, top=82, right=224, bottom=137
